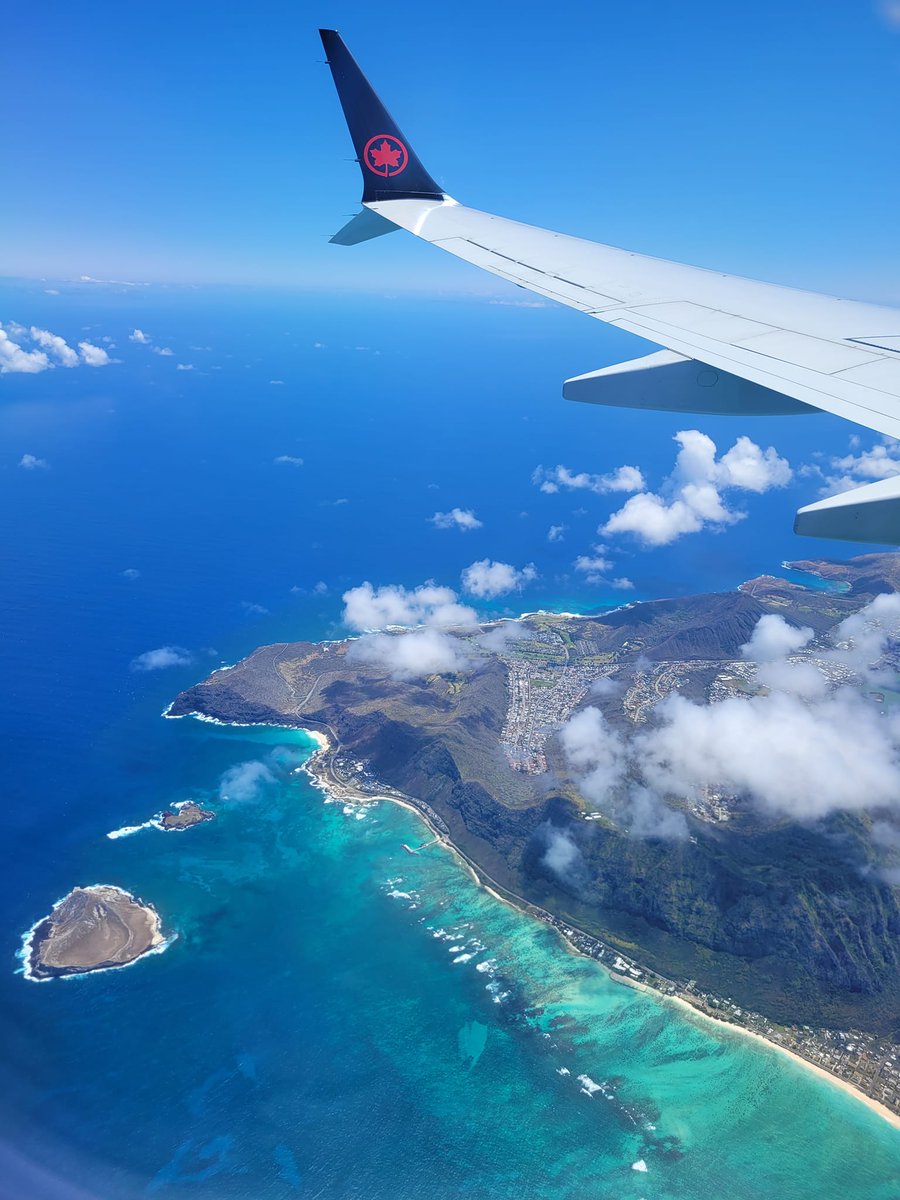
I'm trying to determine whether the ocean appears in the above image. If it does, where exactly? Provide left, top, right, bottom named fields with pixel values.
left=2, top=278, right=898, bottom=1198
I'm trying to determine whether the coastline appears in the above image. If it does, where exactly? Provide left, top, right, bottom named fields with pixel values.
left=179, top=709, right=900, bottom=1135
left=659, top=990, right=900, bottom=1133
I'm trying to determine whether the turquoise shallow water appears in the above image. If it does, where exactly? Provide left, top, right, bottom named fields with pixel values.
left=7, top=716, right=899, bottom=1199
left=3, top=285, right=900, bottom=1199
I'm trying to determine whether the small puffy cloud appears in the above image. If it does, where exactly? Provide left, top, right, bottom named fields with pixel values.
left=0, top=325, right=50, bottom=374
left=219, top=759, right=276, bottom=802
left=129, top=329, right=150, bottom=343
left=572, top=545, right=632, bottom=588
left=270, top=379, right=284, bottom=385
left=602, top=431, right=791, bottom=547
left=342, top=581, right=477, bottom=632
left=741, top=613, right=814, bottom=663
left=121, top=568, right=141, bottom=579
left=78, top=341, right=110, bottom=366
left=541, top=825, right=583, bottom=879
left=153, top=346, right=174, bottom=357
left=561, top=706, right=628, bottom=798
left=476, top=621, right=529, bottom=652
left=130, top=645, right=193, bottom=671
left=19, top=453, right=49, bottom=470
left=241, top=601, right=270, bottom=615
left=313, top=580, right=328, bottom=595
left=348, top=628, right=471, bottom=679
left=574, top=548, right=614, bottom=576
left=805, top=436, right=900, bottom=497
left=547, top=524, right=567, bottom=542
left=176, top=363, right=195, bottom=371
left=533, top=464, right=644, bottom=495
left=460, top=559, right=537, bottom=599
left=429, top=507, right=482, bottom=532
left=30, top=327, right=78, bottom=367
left=274, top=455, right=304, bottom=466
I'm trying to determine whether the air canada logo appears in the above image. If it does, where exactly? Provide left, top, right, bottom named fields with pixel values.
left=363, top=134, right=408, bottom=178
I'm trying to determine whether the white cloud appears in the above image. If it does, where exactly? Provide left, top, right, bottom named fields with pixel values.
left=429, top=507, right=483, bottom=532
left=572, top=545, right=633, bottom=588
left=561, top=706, right=628, bottom=798
left=878, top=0, right=900, bottom=28
left=153, top=346, right=174, bottom=357
left=741, top=613, right=814, bottom=662
left=121, top=568, right=141, bottom=579
left=273, top=455, right=304, bottom=466
left=30, top=327, right=78, bottom=367
left=547, top=524, right=567, bottom=542
left=342, top=581, right=477, bottom=632
left=78, top=341, right=110, bottom=367
left=176, top=363, right=195, bottom=371
left=241, top=601, right=270, bottom=615
left=559, top=595, right=900, bottom=831
left=130, top=646, right=193, bottom=671
left=541, top=826, right=582, bottom=877
left=347, top=627, right=471, bottom=679
left=533, top=463, right=644, bottom=495
left=602, top=431, right=791, bottom=547
left=574, top=548, right=614, bottom=576
left=219, top=759, right=276, bottom=802
left=637, top=688, right=900, bottom=820
left=19, top=453, right=49, bottom=470
left=129, top=329, right=150, bottom=343
left=0, top=324, right=50, bottom=374
left=806, top=436, right=900, bottom=497
left=460, top=559, right=537, bottom=599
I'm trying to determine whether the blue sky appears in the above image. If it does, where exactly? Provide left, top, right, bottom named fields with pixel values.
left=2, top=0, right=899, bottom=297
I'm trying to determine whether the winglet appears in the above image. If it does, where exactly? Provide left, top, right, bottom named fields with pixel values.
left=319, top=29, right=445, bottom=204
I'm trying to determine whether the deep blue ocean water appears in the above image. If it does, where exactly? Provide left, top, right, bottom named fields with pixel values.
left=2, top=279, right=898, bottom=1198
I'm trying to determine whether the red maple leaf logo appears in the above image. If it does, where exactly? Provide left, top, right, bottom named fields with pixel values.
left=363, top=135, right=408, bottom=177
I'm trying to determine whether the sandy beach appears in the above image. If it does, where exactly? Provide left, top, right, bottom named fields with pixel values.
left=293, top=720, right=900, bottom=1134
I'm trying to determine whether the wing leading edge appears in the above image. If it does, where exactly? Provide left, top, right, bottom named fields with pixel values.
left=319, top=29, right=900, bottom=544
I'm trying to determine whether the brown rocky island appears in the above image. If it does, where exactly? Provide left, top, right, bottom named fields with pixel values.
left=159, top=801, right=215, bottom=831
left=26, top=885, right=166, bottom=980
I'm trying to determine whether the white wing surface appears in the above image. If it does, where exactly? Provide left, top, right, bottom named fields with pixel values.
left=320, top=29, right=900, bottom=543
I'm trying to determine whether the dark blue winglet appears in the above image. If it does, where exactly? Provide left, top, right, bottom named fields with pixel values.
left=319, top=29, right=445, bottom=204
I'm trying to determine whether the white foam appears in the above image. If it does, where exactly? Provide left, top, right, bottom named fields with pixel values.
left=452, top=952, right=474, bottom=964
left=388, top=890, right=413, bottom=900
left=577, top=1074, right=602, bottom=1097
left=106, top=819, right=160, bottom=839
left=475, top=958, right=497, bottom=974
left=557, top=1067, right=570, bottom=1076
left=448, top=944, right=465, bottom=953
left=632, top=1160, right=648, bottom=1173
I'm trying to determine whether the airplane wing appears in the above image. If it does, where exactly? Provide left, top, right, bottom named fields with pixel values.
left=319, top=29, right=900, bottom=544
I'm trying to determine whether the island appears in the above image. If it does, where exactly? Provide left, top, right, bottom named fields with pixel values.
left=168, top=552, right=900, bottom=1116
left=159, top=801, right=215, bottom=831
left=25, top=885, right=166, bottom=980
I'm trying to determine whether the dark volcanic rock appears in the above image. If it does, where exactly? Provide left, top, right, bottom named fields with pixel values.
left=168, top=551, right=900, bottom=1032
